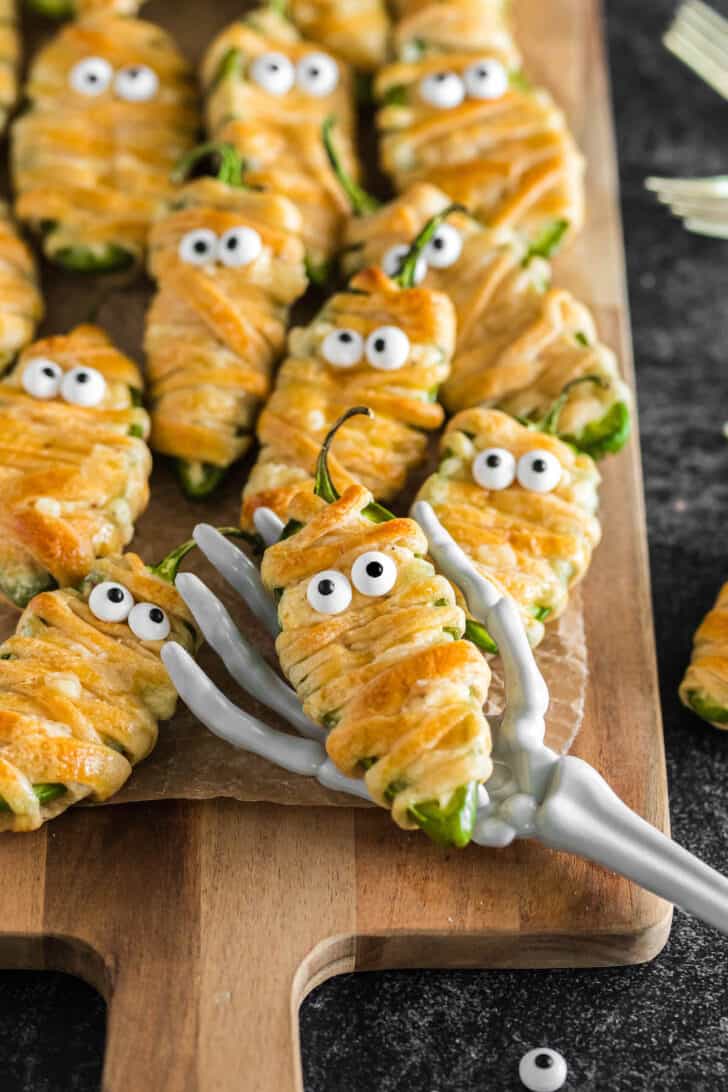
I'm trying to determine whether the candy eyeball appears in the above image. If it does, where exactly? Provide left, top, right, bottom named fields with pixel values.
left=89, top=581, right=134, bottom=624
left=322, top=328, right=364, bottom=368
left=463, top=58, right=509, bottom=100
left=69, top=56, right=113, bottom=97
left=128, top=602, right=171, bottom=641
left=351, top=551, right=397, bottom=597
left=114, top=64, right=159, bottom=102
left=518, top=1048, right=567, bottom=1092
left=365, top=326, right=410, bottom=371
left=179, top=228, right=218, bottom=266
left=60, top=366, right=107, bottom=408
left=307, top=570, right=352, bottom=615
left=516, top=449, right=562, bottom=493
left=21, top=357, right=63, bottom=400
left=250, top=52, right=295, bottom=95
left=472, top=447, right=516, bottom=490
left=425, top=223, right=463, bottom=269
left=419, top=71, right=465, bottom=109
left=218, top=226, right=263, bottom=268
left=382, top=244, right=426, bottom=285
left=296, top=52, right=339, bottom=97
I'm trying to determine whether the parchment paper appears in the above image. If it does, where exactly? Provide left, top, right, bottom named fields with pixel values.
left=0, top=0, right=589, bottom=810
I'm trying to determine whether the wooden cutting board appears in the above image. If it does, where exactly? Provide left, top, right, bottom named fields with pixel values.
left=0, top=1, right=671, bottom=1089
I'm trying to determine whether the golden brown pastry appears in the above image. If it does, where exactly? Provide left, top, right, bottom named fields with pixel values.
left=0, top=0, right=19, bottom=130
left=201, top=7, right=359, bottom=280
left=145, top=153, right=308, bottom=499
left=680, top=583, right=728, bottom=729
left=26, top=0, right=147, bottom=17
left=12, top=15, right=199, bottom=271
left=374, top=52, right=584, bottom=245
left=241, top=264, right=455, bottom=528
left=0, top=202, right=44, bottom=371
left=0, top=324, right=151, bottom=608
left=261, top=480, right=492, bottom=843
left=344, top=183, right=631, bottom=456
left=286, top=0, right=389, bottom=71
left=415, top=408, right=601, bottom=646
left=391, top=0, right=519, bottom=70
left=0, top=551, right=200, bottom=832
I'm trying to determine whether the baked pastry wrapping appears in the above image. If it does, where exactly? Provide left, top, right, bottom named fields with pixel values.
left=344, top=183, right=631, bottom=456
left=12, top=14, right=199, bottom=271
left=285, top=0, right=389, bottom=71
left=374, top=48, right=584, bottom=245
left=145, top=144, right=308, bottom=499
left=0, top=324, right=152, bottom=608
left=0, top=549, right=200, bottom=831
left=0, top=0, right=19, bottom=131
left=415, top=407, right=601, bottom=646
left=680, top=582, right=728, bottom=729
left=0, top=201, right=44, bottom=370
left=260, top=444, right=492, bottom=843
left=200, top=7, right=359, bottom=281
left=241, top=256, right=456, bottom=530
left=390, top=0, right=519, bottom=70
left=26, top=0, right=147, bottom=17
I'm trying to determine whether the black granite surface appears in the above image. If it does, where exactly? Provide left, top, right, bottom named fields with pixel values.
left=2, top=0, right=728, bottom=1088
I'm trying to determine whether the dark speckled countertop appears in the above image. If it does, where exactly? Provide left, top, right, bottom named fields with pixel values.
left=2, top=1, right=728, bottom=1089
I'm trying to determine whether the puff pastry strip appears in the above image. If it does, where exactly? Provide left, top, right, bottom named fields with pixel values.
left=201, top=7, right=359, bottom=278
left=680, top=582, right=728, bottom=729
left=261, top=481, right=492, bottom=836
left=391, top=0, right=519, bottom=69
left=145, top=169, right=307, bottom=497
left=0, top=324, right=151, bottom=607
left=0, top=551, right=200, bottom=831
left=415, top=407, right=601, bottom=646
left=0, top=0, right=19, bottom=131
left=241, top=264, right=455, bottom=528
left=0, top=201, right=43, bottom=370
left=285, top=0, right=389, bottom=70
left=12, top=15, right=199, bottom=270
left=375, top=53, right=584, bottom=245
left=344, top=183, right=630, bottom=454
left=26, top=0, right=147, bottom=17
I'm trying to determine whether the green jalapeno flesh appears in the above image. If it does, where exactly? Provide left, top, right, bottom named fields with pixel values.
left=53, top=244, right=135, bottom=274
left=176, top=459, right=227, bottom=500
left=0, top=783, right=66, bottom=814
left=686, top=690, right=728, bottom=726
left=408, top=782, right=479, bottom=848
left=322, top=116, right=380, bottom=217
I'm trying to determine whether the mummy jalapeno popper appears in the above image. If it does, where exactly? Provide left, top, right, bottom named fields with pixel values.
left=0, top=547, right=200, bottom=832
left=284, top=0, right=390, bottom=71
left=344, top=184, right=631, bottom=456
left=374, top=29, right=584, bottom=245
left=0, top=202, right=44, bottom=370
left=260, top=443, right=493, bottom=845
left=145, top=144, right=308, bottom=500
left=241, top=257, right=456, bottom=530
left=680, top=583, right=728, bottom=729
left=0, top=325, right=152, bottom=609
left=390, top=0, right=520, bottom=70
left=200, top=7, right=359, bottom=282
left=12, top=14, right=199, bottom=272
left=0, top=0, right=19, bottom=131
left=415, top=407, right=601, bottom=647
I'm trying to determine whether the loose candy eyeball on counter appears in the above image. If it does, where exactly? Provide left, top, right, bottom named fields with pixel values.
left=518, top=1047, right=567, bottom=1091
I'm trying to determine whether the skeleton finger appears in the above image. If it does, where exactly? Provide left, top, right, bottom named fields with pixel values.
left=193, top=523, right=279, bottom=636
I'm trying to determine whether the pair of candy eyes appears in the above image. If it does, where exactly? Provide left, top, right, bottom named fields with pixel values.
left=473, top=447, right=563, bottom=494
left=250, top=51, right=339, bottom=97
left=419, top=57, right=509, bottom=109
left=322, top=326, right=410, bottom=371
left=178, top=226, right=263, bottom=269
left=21, top=359, right=107, bottom=407
left=307, top=551, right=396, bottom=615
left=69, top=57, right=158, bottom=101
left=382, top=222, right=463, bottom=285
left=88, top=581, right=171, bottom=640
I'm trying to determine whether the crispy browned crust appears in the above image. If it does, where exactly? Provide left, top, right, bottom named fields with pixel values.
left=145, top=178, right=307, bottom=468
left=287, top=0, right=389, bottom=70
left=416, top=407, right=601, bottom=645
left=241, top=265, right=456, bottom=528
left=0, top=325, right=151, bottom=591
left=0, top=0, right=19, bottom=132
left=0, top=201, right=44, bottom=369
left=12, top=15, right=199, bottom=263
left=261, top=484, right=492, bottom=826
left=0, top=552, right=200, bottom=832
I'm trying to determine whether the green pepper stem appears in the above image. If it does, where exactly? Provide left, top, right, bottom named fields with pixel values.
left=395, top=204, right=466, bottom=288
left=464, top=618, right=499, bottom=655
left=524, top=218, right=569, bottom=262
left=322, top=117, right=380, bottom=217
left=149, top=527, right=251, bottom=583
left=173, top=142, right=246, bottom=188
left=314, top=406, right=372, bottom=503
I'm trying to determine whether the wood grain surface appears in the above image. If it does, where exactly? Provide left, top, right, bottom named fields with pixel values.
left=0, top=2, right=671, bottom=1090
